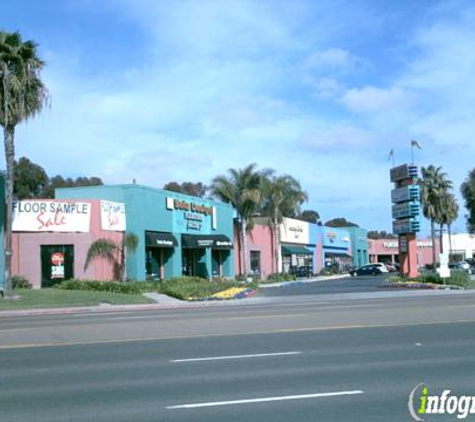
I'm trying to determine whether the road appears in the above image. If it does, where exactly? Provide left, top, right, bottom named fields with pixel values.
left=1, top=290, right=475, bottom=421
left=259, top=274, right=392, bottom=296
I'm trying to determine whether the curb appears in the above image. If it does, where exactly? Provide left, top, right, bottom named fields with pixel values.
left=259, top=274, right=349, bottom=288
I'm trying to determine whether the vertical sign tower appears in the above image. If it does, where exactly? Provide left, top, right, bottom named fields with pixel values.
left=390, top=164, right=421, bottom=278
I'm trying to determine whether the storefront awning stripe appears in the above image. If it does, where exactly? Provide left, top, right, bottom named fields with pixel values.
left=181, top=234, right=233, bottom=249
left=281, top=245, right=313, bottom=255
left=145, top=231, right=178, bottom=248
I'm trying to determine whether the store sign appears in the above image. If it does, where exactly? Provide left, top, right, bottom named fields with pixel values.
left=100, top=201, right=126, bottom=231
left=280, top=218, right=310, bottom=245
left=400, top=236, right=408, bottom=253
left=51, top=252, right=65, bottom=279
left=13, top=201, right=91, bottom=232
left=392, top=202, right=420, bottom=219
left=166, top=197, right=216, bottom=232
left=390, top=164, right=418, bottom=183
left=391, top=185, right=420, bottom=204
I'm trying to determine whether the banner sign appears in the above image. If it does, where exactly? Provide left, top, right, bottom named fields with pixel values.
left=100, top=201, right=126, bottom=231
left=51, top=252, right=65, bottom=279
left=13, top=201, right=91, bottom=232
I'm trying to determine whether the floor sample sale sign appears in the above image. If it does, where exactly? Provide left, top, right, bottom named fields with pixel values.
left=12, top=201, right=91, bottom=232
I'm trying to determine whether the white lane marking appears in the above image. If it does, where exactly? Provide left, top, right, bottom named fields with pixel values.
left=167, top=390, right=364, bottom=409
left=170, top=351, right=301, bottom=363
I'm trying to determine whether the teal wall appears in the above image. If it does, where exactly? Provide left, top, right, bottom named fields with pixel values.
left=57, top=184, right=234, bottom=280
left=346, top=226, right=369, bottom=268
left=0, top=174, right=4, bottom=288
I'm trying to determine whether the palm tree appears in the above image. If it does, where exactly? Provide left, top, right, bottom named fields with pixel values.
left=84, top=233, right=138, bottom=281
left=421, top=165, right=451, bottom=265
left=260, top=171, right=308, bottom=273
left=1, top=31, right=49, bottom=297
left=438, top=192, right=459, bottom=260
left=211, top=164, right=262, bottom=276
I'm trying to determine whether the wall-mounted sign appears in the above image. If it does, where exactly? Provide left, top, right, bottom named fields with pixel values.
left=280, top=218, right=310, bottom=245
left=100, top=201, right=126, bottom=231
left=399, top=236, right=408, bottom=253
left=13, top=201, right=91, bottom=232
left=166, top=197, right=216, bottom=232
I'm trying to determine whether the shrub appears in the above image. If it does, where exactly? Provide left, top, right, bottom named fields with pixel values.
left=418, top=272, right=443, bottom=285
left=319, top=268, right=335, bottom=276
left=56, top=279, right=156, bottom=295
left=447, top=270, right=470, bottom=287
left=266, top=273, right=296, bottom=282
left=12, top=275, right=32, bottom=290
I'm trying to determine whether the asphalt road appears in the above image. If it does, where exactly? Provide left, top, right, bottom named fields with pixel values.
left=259, top=274, right=394, bottom=296
left=1, top=290, right=475, bottom=421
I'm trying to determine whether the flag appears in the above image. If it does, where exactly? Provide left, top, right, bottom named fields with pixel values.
left=411, top=140, right=422, bottom=149
left=388, top=149, right=394, bottom=161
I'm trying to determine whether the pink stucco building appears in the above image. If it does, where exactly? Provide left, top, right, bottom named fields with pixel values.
left=368, top=237, right=440, bottom=268
left=12, top=199, right=125, bottom=288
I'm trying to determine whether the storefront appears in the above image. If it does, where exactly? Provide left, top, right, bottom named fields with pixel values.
left=57, top=184, right=234, bottom=280
left=346, top=227, right=369, bottom=268
left=320, top=227, right=353, bottom=273
left=279, top=217, right=316, bottom=277
left=12, top=199, right=125, bottom=288
left=369, top=238, right=438, bottom=267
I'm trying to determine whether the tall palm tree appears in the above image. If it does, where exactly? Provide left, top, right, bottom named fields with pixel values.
left=211, top=164, right=262, bottom=276
left=421, top=165, right=451, bottom=265
left=1, top=31, right=49, bottom=297
left=260, top=171, right=308, bottom=273
left=84, top=233, right=138, bottom=281
left=438, top=192, right=459, bottom=260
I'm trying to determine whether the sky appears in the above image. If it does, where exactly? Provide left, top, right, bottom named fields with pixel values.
left=3, top=0, right=475, bottom=234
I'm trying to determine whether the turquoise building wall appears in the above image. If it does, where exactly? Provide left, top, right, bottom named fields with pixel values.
left=57, top=184, right=234, bottom=281
left=346, top=226, right=369, bottom=268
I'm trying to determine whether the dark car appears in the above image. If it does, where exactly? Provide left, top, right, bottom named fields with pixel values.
left=350, top=264, right=383, bottom=276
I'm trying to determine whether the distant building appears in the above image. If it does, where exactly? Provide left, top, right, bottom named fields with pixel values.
left=368, top=238, right=439, bottom=267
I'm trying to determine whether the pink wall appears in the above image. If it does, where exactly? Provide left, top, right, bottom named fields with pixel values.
left=234, top=224, right=275, bottom=279
left=12, top=200, right=124, bottom=288
left=368, top=238, right=440, bottom=267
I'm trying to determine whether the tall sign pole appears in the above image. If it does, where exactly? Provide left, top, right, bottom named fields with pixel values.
left=390, top=164, right=421, bottom=278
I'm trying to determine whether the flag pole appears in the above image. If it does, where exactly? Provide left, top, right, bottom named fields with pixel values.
left=411, top=144, right=414, bottom=164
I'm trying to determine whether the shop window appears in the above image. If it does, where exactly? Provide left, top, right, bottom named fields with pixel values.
left=250, top=251, right=261, bottom=275
left=41, top=245, right=74, bottom=287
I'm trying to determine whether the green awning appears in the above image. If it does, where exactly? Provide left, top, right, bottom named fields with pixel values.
left=281, top=245, right=313, bottom=255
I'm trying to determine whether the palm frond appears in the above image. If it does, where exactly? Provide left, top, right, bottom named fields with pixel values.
left=84, top=238, right=118, bottom=271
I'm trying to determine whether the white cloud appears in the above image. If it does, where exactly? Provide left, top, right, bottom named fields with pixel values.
left=305, top=48, right=353, bottom=69
left=341, top=86, right=416, bottom=113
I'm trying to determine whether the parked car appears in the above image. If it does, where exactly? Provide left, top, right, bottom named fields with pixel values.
left=384, top=262, right=400, bottom=272
left=448, top=262, right=471, bottom=274
left=350, top=264, right=385, bottom=276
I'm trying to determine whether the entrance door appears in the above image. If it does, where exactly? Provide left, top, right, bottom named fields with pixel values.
left=41, top=245, right=74, bottom=287
left=182, top=249, right=206, bottom=277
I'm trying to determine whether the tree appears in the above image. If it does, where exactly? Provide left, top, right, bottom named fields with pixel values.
left=211, top=164, right=262, bottom=275
left=84, top=233, right=138, bottom=281
left=298, top=210, right=320, bottom=224
left=44, top=174, right=103, bottom=198
left=14, top=156, right=48, bottom=199
left=421, top=165, right=452, bottom=265
left=438, top=192, right=458, bottom=258
left=163, top=181, right=208, bottom=197
left=461, top=168, right=475, bottom=233
left=367, top=230, right=397, bottom=239
left=260, top=171, right=308, bottom=273
left=325, top=218, right=359, bottom=228
left=1, top=31, right=49, bottom=297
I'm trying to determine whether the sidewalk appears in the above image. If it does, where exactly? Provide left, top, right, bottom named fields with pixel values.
left=258, top=273, right=349, bottom=288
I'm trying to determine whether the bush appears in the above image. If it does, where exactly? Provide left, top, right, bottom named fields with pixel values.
left=447, top=270, right=470, bottom=287
left=266, top=273, right=296, bottom=282
left=56, top=279, right=158, bottom=295
left=418, top=272, right=443, bottom=285
left=12, top=275, right=32, bottom=290
left=320, top=268, right=335, bottom=276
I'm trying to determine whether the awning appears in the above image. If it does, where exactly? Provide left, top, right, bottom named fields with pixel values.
left=281, top=245, right=313, bottom=255
left=145, top=231, right=178, bottom=248
left=325, top=251, right=352, bottom=259
left=181, top=234, right=233, bottom=249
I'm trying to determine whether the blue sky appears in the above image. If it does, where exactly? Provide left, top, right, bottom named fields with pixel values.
left=3, top=0, right=475, bottom=234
